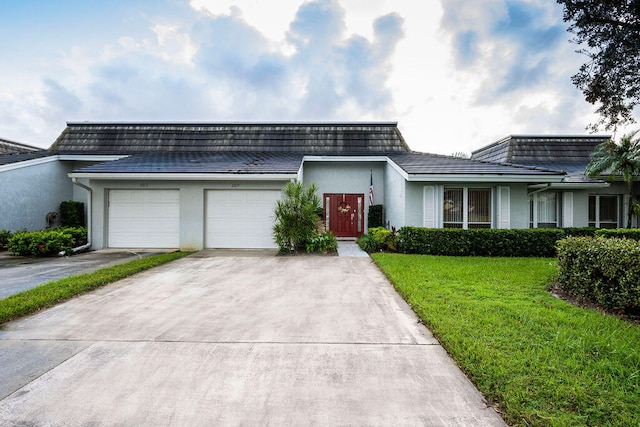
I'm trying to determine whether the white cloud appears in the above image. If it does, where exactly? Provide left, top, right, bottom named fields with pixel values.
left=189, top=0, right=301, bottom=53
left=0, top=0, right=403, bottom=144
left=0, top=0, right=636, bottom=153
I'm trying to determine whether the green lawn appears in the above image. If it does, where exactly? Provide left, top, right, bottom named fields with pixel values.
left=0, top=251, right=193, bottom=325
left=372, top=253, right=640, bottom=427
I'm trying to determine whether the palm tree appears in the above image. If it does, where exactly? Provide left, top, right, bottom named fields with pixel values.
left=585, top=130, right=640, bottom=228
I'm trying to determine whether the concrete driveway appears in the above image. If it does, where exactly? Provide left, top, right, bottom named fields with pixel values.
left=0, top=249, right=172, bottom=299
left=0, top=251, right=505, bottom=426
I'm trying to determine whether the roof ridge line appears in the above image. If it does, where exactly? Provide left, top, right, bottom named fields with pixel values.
left=65, top=121, right=400, bottom=126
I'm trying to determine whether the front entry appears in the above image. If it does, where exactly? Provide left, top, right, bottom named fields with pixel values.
left=324, top=193, right=365, bottom=238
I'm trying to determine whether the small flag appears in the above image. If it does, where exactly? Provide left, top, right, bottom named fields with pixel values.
left=369, top=171, right=374, bottom=206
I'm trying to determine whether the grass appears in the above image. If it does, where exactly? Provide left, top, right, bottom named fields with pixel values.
left=0, top=251, right=193, bottom=325
left=371, top=253, right=640, bottom=427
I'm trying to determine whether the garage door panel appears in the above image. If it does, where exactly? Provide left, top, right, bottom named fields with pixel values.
left=108, top=190, right=180, bottom=248
left=206, top=190, right=280, bottom=249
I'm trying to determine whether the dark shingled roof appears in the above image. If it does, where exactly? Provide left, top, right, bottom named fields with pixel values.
left=73, top=152, right=304, bottom=175
left=56, top=124, right=576, bottom=178
left=470, top=135, right=613, bottom=183
left=0, top=138, right=48, bottom=166
left=389, top=152, right=562, bottom=176
left=470, top=135, right=610, bottom=165
left=0, top=151, right=54, bottom=166
left=50, top=122, right=410, bottom=155
left=0, top=138, right=42, bottom=155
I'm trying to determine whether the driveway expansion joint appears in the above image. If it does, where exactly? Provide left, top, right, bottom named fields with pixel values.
left=3, top=338, right=440, bottom=346
left=0, top=255, right=506, bottom=426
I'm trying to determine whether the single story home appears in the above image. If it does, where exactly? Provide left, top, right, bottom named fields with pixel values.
left=0, top=122, right=636, bottom=250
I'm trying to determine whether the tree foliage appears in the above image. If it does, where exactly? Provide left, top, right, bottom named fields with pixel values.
left=585, top=130, right=640, bottom=226
left=557, top=0, right=640, bottom=130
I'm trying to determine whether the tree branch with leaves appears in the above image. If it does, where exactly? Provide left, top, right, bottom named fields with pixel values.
left=557, top=0, right=640, bottom=131
left=585, top=130, right=640, bottom=227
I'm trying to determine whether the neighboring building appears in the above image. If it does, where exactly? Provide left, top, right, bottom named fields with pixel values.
left=0, top=123, right=635, bottom=250
left=0, top=138, right=41, bottom=156
left=0, top=139, right=68, bottom=231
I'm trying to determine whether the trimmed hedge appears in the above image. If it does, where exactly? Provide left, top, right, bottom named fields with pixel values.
left=367, top=205, right=384, bottom=228
left=60, top=201, right=85, bottom=228
left=0, top=229, right=12, bottom=251
left=396, top=227, right=564, bottom=257
left=563, top=227, right=598, bottom=237
left=7, top=227, right=88, bottom=257
left=60, top=227, right=88, bottom=247
left=557, top=237, right=640, bottom=310
left=595, top=228, right=640, bottom=240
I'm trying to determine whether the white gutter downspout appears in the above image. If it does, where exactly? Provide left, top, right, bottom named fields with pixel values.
left=528, top=184, right=552, bottom=196
left=61, top=178, right=92, bottom=255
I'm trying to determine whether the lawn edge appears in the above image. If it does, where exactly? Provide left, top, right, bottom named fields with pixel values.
left=0, top=251, right=194, bottom=325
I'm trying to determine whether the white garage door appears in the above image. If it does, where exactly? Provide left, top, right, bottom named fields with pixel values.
left=108, top=190, right=180, bottom=248
left=206, top=190, right=281, bottom=249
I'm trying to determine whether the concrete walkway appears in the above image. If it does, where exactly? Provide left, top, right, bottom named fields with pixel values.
left=0, top=253, right=505, bottom=426
left=337, top=239, right=369, bottom=257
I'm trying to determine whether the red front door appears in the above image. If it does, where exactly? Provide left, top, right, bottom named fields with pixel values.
left=324, top=194, right=365, bottom=238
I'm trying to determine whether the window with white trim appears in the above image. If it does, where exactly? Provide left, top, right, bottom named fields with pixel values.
left=589, top=195, right=619, bottom=228
left=529, top=192, right=559, bottom=228
left=443, top=188, right=491, bottom=229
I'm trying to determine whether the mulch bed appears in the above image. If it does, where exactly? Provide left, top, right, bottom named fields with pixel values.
left=550, top=282, right=640, bottom=326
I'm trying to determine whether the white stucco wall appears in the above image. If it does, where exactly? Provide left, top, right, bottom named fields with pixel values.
left=509, top=184, right=530, bottom=229
left=404, top=182, right=427, bottom=227
left=384, top=163, right=407, bottom=229
left=399, top=182, right=533, bottom=230
left=0, top=158, right=75, bottom=231
left=301, top=161, right=385, bottom=230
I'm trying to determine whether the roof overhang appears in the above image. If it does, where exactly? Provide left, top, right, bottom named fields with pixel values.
left=405, top=174, right=566, bottom=183
left=302, top=156, right=388, bottom=162
left=57, top=154, right=129, bottom=162
left=0, top=154, right=130, bottom=173
left=67, top=172, right=297, bottom=181
left=0, top=154, right=58, bottom=172
left=385, top=157, right=566, bottom=183
left=528, top=181, right=610, bottom=190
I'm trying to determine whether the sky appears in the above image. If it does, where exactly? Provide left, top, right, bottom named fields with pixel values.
left=0, top=0, right=637, bottom=155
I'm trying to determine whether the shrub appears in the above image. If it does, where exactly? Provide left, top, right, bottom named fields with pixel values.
left=396, top=227, right=564, bottom=257
left=61, top=227, right=88, bottom=247
left=357, top=234, right=383, bottom=253
left=8, top=229, right=74, bottom=256
left=356, top=227, right=397, bottom=253
left=595, top=228, right=640, bottom=240
left=305, top=232, right=338, bottom=253
left=563, top=227, right=598, bottom=237
left=368, top=226, right=390, bottom=243
left=367, top=205, right=384, bottom=228
left=364, top=227, right=389, bottom=253
left=60, top=201, right=85, bottom=228
left=557, top=236, right=640, bottom=310
left=0, top=229, right=12, bottom=251
left=6, top=227, right=87, bottom=257
left=273, top=182, right=322, bottom=252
